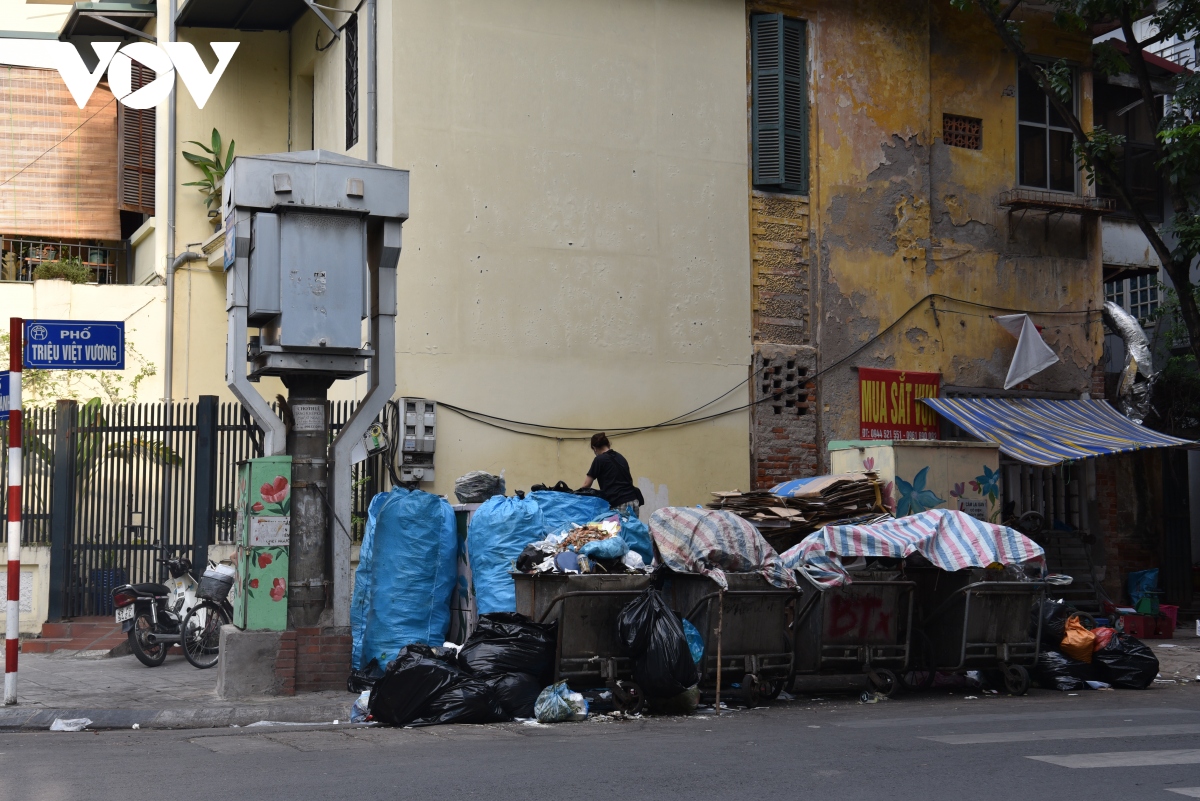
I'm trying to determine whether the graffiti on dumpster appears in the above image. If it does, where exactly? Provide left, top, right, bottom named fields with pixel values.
left=825, top=593, right=894, bottom=641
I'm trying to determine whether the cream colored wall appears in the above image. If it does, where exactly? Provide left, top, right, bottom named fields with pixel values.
left=0, top=278, right=167, bottom=402
left=0, top=546, right=49, bottom=636
left=368, top=0, right=753, bottom=505
left=2, top=1, right=68, bottom=33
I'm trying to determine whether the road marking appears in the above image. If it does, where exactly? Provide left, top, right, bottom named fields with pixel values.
left=1028, top=750, right=1200, bottom=769
left=1166, top=789, right=1200, bottom=798
left=836, top=708, right=1195, bottom=729
left=925, top=724, right=1200, bottom=744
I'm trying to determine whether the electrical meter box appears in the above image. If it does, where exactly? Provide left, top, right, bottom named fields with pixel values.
left=223, top=150, right=410, bottom=379
left=399, top=397, right=436, bottom=483
left=232, top=456, right=292, bottom=631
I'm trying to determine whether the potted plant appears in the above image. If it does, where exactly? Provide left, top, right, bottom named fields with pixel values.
left=182, top=128, right=236, bottom=230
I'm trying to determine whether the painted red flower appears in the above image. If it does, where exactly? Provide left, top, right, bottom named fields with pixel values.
left=862, top=457, right=875, bottom=471
left=251, top=502, right=264, bottom=512
left=270, top=577, right=285, bottom=602
left=261, top=476, right=290, bottom=504
left=258, top=553, right=273, bottom=569
left=248, top=579, right=259, bottom=589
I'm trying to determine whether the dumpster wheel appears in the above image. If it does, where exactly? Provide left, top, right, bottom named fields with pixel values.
left=1002, top=664, right=1031, bottom=695
left=612, top=680, right=645, bottom=715
left=867, top=668, right=899, bottom=698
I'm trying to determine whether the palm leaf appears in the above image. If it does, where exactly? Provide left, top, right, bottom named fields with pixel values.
left=107, top=438, right=183, bottom=467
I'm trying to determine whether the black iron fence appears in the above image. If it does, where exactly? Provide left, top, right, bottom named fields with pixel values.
left=0, top=396, right=388, bottom=618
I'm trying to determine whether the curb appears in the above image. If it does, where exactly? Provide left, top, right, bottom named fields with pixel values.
left=0, top=701, right=350, bottom=732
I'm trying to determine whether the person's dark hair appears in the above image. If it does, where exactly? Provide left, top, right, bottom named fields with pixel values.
left=590, top=432, right=609, bottom=450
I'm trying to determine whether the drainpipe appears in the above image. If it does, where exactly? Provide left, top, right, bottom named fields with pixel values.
left=366, top=0, right=377, bottom=163
left=163, top=251, right=201, bottom=400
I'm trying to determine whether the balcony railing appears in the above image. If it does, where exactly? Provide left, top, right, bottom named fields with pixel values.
left=0, top=236, right=128, bottom=284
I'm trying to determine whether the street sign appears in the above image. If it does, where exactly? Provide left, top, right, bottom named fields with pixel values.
left=0, top=371, right=8, bottom=421
left=23, top=320, right=125, bottom=370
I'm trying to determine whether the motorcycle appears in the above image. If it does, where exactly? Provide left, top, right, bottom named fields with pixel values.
left=111, top=557, right=233, bottom=669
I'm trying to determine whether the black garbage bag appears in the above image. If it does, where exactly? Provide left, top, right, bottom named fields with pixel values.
left=1033, top=600, right=1072, bottom=648
left=369, top=645, right=463, bottom=725
left=411, top=676, right=507, bottom=726
left=458, top=613, right=558, bottom=684
left=617, top=588, right=699, bottom=699
left=487, top=672, right=542, bottom=718
left=1033, top=649, right=1097, bottom=691
left=347, top=658, right=385, bottom=693
left=1093, top=634, right=1159, bottom=690
left=516, top=543, right=553, bottom=573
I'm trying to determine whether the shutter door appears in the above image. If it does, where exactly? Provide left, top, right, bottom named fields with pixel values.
left=751, top=14, right=808, bottom=193
left=117, top=62, right=155, bottom=214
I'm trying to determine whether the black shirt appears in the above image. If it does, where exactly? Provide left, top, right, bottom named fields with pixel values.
left=587, top=450, right=640, bottom=507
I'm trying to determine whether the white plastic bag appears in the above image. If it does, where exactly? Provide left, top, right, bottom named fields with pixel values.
left=534, top=681, right=588, bottom=723
left=50, top=718, right=92, bottom=732
left=350, top=690, right=371, bottom=723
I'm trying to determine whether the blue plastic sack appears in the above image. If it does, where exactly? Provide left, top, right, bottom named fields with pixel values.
left=587, top=509, right=654, bottom=565
left=351, top=487, right=458, bottom=670
left=1128, top=568, right=1158, bottom=607
left=579, top=535, right=630, bottom=560
left=529, top=491, right=610, bottom=536
left=682, top=619, right=704, bottom=664
left=534, top=680, right=588, bottom=722
left=619, top=510, right=653, bottom=564
left=468, top=496, right=545, bottom=614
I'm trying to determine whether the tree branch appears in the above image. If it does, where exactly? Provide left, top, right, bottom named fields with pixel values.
left=1000, top=0, right=1024, bottom=22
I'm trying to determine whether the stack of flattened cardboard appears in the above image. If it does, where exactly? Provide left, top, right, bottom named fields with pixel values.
left=708, top=472, right=887, bottom=552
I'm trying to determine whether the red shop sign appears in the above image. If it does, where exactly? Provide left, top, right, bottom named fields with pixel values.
left=858, top=367, right=940, bottom=441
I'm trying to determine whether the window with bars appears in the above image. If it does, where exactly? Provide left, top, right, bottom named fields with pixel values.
left=345, top=14, right=359, bottom=150
left=1017, top=66, right=1077, bottom=192
left=1129, top=274, right=1159, bottom=322
left=117, top=61, right=155, bottom=214
left=751, top=13, right=808, bottom=194
left=1104, top=278, right=1125, bottom=308
left=943, top=113, right=982, bottom=150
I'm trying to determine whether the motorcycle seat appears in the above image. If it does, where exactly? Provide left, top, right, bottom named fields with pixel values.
left=130, top=583, right=171, bottom=596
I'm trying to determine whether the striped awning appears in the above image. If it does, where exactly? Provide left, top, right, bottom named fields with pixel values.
left=920, top=397, right=1192, bottom=466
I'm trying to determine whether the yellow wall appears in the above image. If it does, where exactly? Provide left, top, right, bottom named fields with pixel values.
left=752, top=1, right=1103, bottom=457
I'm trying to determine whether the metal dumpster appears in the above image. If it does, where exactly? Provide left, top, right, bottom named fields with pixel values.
left=908, top=567, right=1046, bottom=694
left=513, top=572, right=654, bottom=713
left=666, top=572, right=798, bottom=706
left=791, top=568, right=916, bottom=696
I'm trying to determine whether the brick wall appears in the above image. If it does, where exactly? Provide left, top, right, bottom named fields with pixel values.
left=273, top=626, right=351, bottom=695
left=1095, top=452, right=1164, bottom=601
left=749, top=190, right=818, bottom=489
left=751, top=345, right=818, bottom=489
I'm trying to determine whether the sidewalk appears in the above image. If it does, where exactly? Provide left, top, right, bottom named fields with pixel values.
left=0, top=651, right=352, bottom=731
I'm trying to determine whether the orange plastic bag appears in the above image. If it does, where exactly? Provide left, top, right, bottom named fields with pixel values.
left=1092, top=626, right=1116, bottom=652
left=1060, top=615, right=1095, bottom=663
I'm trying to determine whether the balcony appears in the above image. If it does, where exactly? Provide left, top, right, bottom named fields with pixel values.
left=0, top=236, right=128, bottom=285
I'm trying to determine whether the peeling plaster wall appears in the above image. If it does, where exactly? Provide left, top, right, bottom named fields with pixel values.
left=750, top=0, right=1104, bottom=474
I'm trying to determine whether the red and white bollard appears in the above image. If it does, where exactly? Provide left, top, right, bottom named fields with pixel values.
left=5, top=317, right=21, bottom=705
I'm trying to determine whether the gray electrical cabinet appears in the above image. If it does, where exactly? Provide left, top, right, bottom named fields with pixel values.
left=399, top=398, right=435, bottom=483
left=223, top=150, right=409, bottom=379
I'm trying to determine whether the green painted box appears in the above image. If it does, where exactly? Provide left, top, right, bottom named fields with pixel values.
left=232, top=456, right=291, bottom=631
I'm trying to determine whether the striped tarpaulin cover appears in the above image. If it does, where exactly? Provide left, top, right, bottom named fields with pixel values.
left=648, top=507, right=795, bottom=589
left=921, top=397, right=1191, bottom=466
left=779, top=509, right=1044, bottom=588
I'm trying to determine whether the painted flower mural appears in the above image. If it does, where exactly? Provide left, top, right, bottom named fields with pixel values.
left=972, top=464, right=1001, bottom=521
left=950, top=482, right=966, bottom=499
left=862, top=458, right=896, bottom=513
left=270, top=577, right=286, bottom=602
left=894, top=467, right=945, bottom=517
left=255, top=476, right=291, bottom=516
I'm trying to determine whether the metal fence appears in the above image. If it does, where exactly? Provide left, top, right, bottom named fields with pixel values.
left=0, top=405, right=56, bottom=545
left=3, top=397, right=389, bottom=618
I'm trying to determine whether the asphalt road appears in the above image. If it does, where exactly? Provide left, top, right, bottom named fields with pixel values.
left=4, top=687, right=1200, bottom=801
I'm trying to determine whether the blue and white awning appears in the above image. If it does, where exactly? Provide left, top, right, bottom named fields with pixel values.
left=921, top=397, right=1192, bottom=466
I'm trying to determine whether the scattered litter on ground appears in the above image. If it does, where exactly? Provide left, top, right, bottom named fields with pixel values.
left=49, top=718, right=91, bottom=732
left=131, top=724, right=140, bottom=730
left=963, top=695, right=978, bottom=700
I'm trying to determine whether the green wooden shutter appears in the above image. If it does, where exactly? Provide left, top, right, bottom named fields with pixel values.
left=752, top=14, right=807, bottom=193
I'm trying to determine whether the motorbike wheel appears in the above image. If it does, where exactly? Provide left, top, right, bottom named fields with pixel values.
left=181, top=601, right=231, bottom=669
left=129, top=613, right=168, bottom=667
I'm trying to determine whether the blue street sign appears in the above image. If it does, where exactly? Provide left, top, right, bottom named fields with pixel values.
left=0, top=371, right=8, bottom=421
left=23, top=320, right=125, bottom=370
